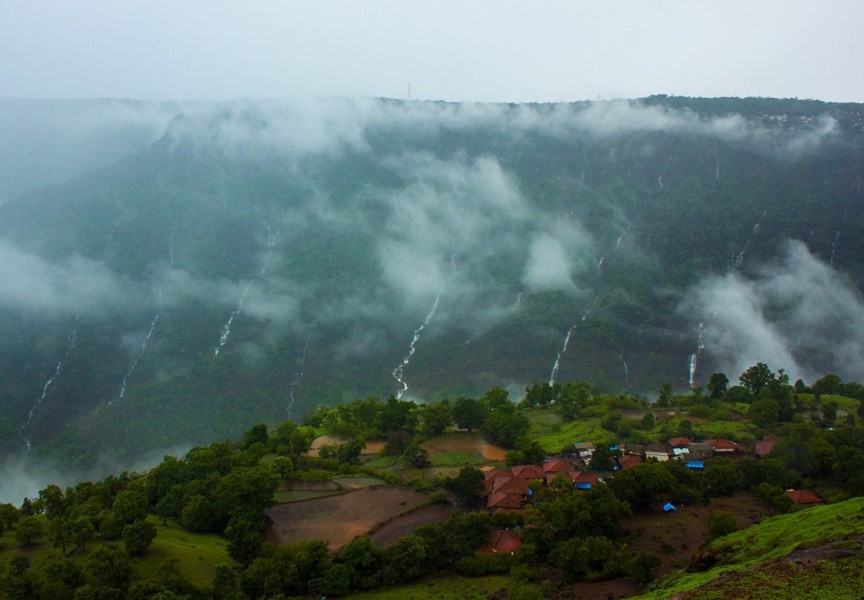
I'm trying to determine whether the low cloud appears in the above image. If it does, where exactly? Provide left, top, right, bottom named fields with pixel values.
left=681, top=240, right=864, bottom=383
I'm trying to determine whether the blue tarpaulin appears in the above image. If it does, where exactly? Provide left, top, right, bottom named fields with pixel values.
left=686, top=461, right=705, bottom=469
left=663, top=503, right=677, bottom=512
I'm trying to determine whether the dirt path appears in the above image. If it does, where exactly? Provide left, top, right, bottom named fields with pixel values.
left=369, top=504, right=452, bottom=548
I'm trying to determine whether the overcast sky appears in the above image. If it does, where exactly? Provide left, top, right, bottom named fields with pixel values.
left=2, top=1, right=862, bottom=103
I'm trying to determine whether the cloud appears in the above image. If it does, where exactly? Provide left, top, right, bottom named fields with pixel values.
left=681, top=240, right=864, bottom=383
left=0, top=240, right=131, bottom=314
left=522, top=234, right=578, bottom=292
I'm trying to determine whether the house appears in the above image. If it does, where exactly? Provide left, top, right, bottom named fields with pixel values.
left=619, top=443, right=645, bottom=456
left=645, top=444, right=672, bottom=462
left=486, top=491, right=524, bottom=511
left=706, top=439, right=746, bottom=454
left=482, top=469, right=512, bottom=496
left=570, top=471, right=600, bottom=489
left=572, top=442, right=596, bottom=463
left=687, top=442, right=714, bottom=460
left=491, top=476, right=529, bottom=497
left=667, top=437, right=692, bottom=449
left=543, top=458, right=575, bottom=474
left=481, top=529, right=522, bottom=554
left=786, top=489, right=823, bottom=506
left=510, top=464, right=545, bottom=481
left=616, top=454, right=644, bottom=470
left=755, top=436, right=780, bottom=457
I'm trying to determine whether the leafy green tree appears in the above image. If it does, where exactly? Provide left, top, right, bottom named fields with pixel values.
left=270, top=420, right=313, bottom=455
left=707, top=510, right=738, bottom=541
left=609, top=462, right=675, bottom=509
left=723, top=385, right=754, bottom=404
left=98, top=509, right=125, bottom=541
left=38, top=484, right=67, bottom=520
left=213, top=466, right=278, bottom=526
left=557, top=381, right=591, bottom=420
left=382, top=535, right=428, bottom=584
left=241, top=423, right=269, bottom=449
left=322, top=563, right=351, bottom=596
left=749, top=397, right=780, bottom=427
left=656, top=383, right=673, bottom=407
left=482, top=405, right=529, bottom=448
left=112, top=490, right=147, bottom=524
left=701, top=457, right=740, bottom=497
left=452, top=397, right=487, bottom=431
left=403, top=444, right=431, bottom=468
left=50, top=516, right=75, bottom=554
left=14, top=515, right=45, bottom=546
left=122, top=520, right=157, bottom=556
left=812, top=373, right=842, bottom=397
left=86, top=543, right=132, bottom=589
left=549, top=536, right=623, bottom=583
left=338, top=535, right=379, bottom=586
left=336, top=438, right=365, bottom=465
left=772, top=423, right=836, bottom=478
left=445, top=467, right=484, bottom=504
left=707, top=373, right=729, bottom=399
left=739, top=363, right=775, bottom=396
left=522, top=382, right=559, bottom=408
left=419, top=401, right=452, bottom=436
left=0, top=503, right=20, bottom=530
left=225, top=517, right=264, bottom=566
left=71, top=515, right=97, bottom=552
left=181, top=495, right=216, bottom=532
left=211, top=563, right=239, bottom=600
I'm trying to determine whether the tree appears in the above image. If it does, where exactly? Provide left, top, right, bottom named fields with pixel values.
left=241, top=423, right=269, bottom=449
left=14, top=515, right=45, bottom=546
left=122, top=520, right=157, bottom=556
left=707, top=510, right=738, bottom=541
left=224, top=517, right=264, bottom=566
left=86, top=543, right=132, bottom=589
left=638, top=412, right=655, bottom=430
left=336, top=438, right=365, bottom=465
left=445, top=467, right=484, bottom=504
left=702, top=457, right=741, bottom=497
left=211, top=563, right=239, bottom=600
left=707, top=373, right=729, bottom=399
left=523, top=382, right=559, bottom=408
left=419, top=401, right=452, bottom=437
left=557, top=381, right=591, bottom=420
left=482, top=406, right=529, bottom=448
left=739, top=363, right=775, bottom=396
left=656, top=383, right=673, bottom=407
left=112, top=490, right=147, bottom=524
left=403, top=444, right=431, bottom=468
left=452, top=397, right=487, bottom=431
left=812, top=374, right=842, bottom=398
left=70, top=515, right=97, bottom=552
left=723, top=385, right=754, bottom=404
left=181, top=495, right=216, bottom=532
left=213, top=466, right=278, bottom=526
left=749, top=397, right=780, bottom=428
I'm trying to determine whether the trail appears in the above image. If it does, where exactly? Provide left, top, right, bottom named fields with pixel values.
left=20, top=222, right=119, bottom=450
left=118, top=210, right=177, bottom=401
left=215, top=224, right=282, bottom=356
left=392, top=292, right=442, bottom=399
left=687, top=322, right=706, bottom=388
left=286, top=337, right=309, bottom=418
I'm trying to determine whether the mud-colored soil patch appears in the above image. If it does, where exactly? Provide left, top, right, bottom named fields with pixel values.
left=422, top=432, right=506, bottom=462
left=370, top=504, right=452, bottom=548
left=305, top=435, right=346, bottom=457
left=266, top=486, right=429, bottom=550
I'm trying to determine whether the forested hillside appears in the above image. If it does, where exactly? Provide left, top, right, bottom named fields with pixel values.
left=1, top=96, right=863, bottom=467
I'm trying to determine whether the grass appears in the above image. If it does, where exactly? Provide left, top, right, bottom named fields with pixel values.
left=535, top=417, right=607, bottom=453
left=137, top=517, right=234, bottom=586
left=692, top=419, right=755, bottom=442
left=343, top=575, right=511, bottom=599
left=636, top=496, right=864, bottom=599
left=796, top=393, right=861, bottom=416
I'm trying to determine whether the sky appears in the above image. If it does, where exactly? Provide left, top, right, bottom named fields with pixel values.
left=1, top=1, right=863, bottom=103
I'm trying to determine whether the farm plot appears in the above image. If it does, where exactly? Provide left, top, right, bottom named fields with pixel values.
left=266, top=486, right=430, bottom=550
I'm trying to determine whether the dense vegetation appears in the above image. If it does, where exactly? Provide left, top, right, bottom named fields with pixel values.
left=2, top=362, right=863, bottom=599
left=1, top=96, right=863, bottom=467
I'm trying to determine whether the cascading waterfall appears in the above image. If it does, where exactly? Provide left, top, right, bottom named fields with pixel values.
left=392, top=291, right=442, bottom=400
left=687, top=322, right=706, bottom=388
left=21, top=222, right=118, bottom=449
left=118, top=211, right=177, bottom=401
left=215, top=224, right=282, bottom=356
left=733, top=209, right=767, bottom=269
left=548, top=224, right=629, bottom=385
left=829, top=231, right=841, bottom=266
left=19, top=328, right=77, bottom=451
left=620, top=332, right=631, bottom=390
left=515, top=291, right=524, bottom=306
left=286, top=337, right=309, bottom=418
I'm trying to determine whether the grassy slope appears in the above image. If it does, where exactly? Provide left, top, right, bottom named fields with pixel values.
left=637, top=497, right=864, bottom=599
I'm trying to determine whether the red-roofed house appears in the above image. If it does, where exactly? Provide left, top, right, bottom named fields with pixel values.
left=543, top=458, right=575, bottom=474
left=667, top=437, right=692, bottom=448
left=706, top=439, right=746, bottom=453
left=786, top=489, right=823, bottom=506
left=754, top=438, right=778, bottom=457
left=482, top=469, right=512, bottom=496
left=486, top=491, right=524, bottom=510
left=480, top=529, right=522, bottom=554
left=492, top=476, right=529, bottom=496
left=511, top=465, right=545, bottom=481
left=617, top=454, right=644, bottom=470
left=570, top=471, right=600, bottom=485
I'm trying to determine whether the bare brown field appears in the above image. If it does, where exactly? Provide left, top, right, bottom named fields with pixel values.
left=620, top=492, right=771, bottom=576
left=266, top=486, right=430, bottom=550
left=369, top=504, right=453, bottom=548
left=422, top=432, right=507, bottom=461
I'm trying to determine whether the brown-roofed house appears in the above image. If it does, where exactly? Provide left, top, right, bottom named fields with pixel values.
left=706, top=439, right=746, bottom=453
left=644, top=444, right=672, bottom=461
left=492, top=476, right=530, bottom=496
left=786, top=489, right=823, bottom=506
left=754, top=438, right=778, bottom=457
left=687, top=442, right=714, bottom=459
left=667, top=437, right=692, bottom=448
left=617, top=454, right=644, bottom=470
left=481, top=529, right=522, bottom=554
left=511, top=465, right=545, bottom=481
left=543, top=458, right=575, bottom=474
left=486, top=491, right=524, bottom=510
left=570, top=471, right=600, bottom=485
left=482, top=469, right=513, bottom=496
